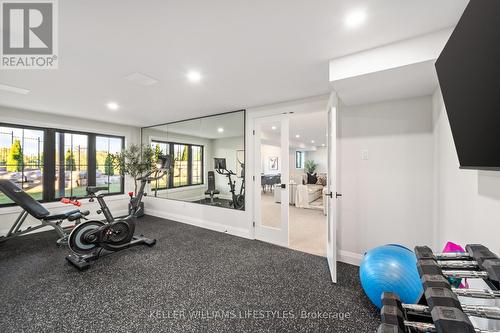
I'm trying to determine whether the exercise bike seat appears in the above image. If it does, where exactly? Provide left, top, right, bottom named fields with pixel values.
left=43, top=209, right=81, bottom=221
left=67, top=210, right=90, bottom=222
left=86, top=186, right=109, bottom=195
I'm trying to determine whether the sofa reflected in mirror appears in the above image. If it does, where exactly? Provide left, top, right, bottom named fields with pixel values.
left=141, top=110, right=245, bottom=211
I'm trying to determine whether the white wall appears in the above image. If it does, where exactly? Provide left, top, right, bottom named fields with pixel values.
left=305, top=147, right=327, bottom=174
left=339, top=96, right=435, bottom=261
left=432, top=89, right=500, bottom=255
left=260, top=144, right=281, bottom=175
left=329, top=28, right=453, bottom=81
left=0, top=106, right=141, bottom=234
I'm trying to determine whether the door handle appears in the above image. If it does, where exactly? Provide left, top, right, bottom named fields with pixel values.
left=325, top=192, right=342, bottom=198
left=281, top=184, right=286, bottom=189
left=336, top=192, right=342, bottom=198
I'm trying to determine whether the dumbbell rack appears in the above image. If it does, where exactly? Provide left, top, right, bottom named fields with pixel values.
left=378, top=244, right=500, bottom=333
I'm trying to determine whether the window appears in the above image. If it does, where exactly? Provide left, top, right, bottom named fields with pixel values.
left=151, top=141, right=170, bottom=190
left=0, top=125, right=44, bottom=205
left=96, top=136, right=124, bottom=194
left=191, top=145, right=202, bottom=185
left=0, top=123, right=124, bottom=207
left=55, top=132, right=88, bottom=198
left=173, top=144, right=189, bottom=187
left=295, top=151, right=304, bottom=169
left=150, top=140, right=203, bottom=189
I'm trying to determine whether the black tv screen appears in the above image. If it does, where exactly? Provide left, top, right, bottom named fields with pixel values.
left=435, top=0, right=500, bottom=170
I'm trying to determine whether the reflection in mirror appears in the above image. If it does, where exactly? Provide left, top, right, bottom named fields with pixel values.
left=141, top=110, right=245, bottom=210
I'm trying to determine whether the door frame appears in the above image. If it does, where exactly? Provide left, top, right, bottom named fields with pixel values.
left=326, top=92, right=340, bottom=283
left=253, top=115, right=290, bottom=247
left=247, top=96, right=337, bottom=267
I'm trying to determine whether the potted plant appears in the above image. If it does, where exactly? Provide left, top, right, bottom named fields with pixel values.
left=304, top=160, right=318, bottom=174
left=112, top=144, right=155, bottom=217
left=304, top=160, right=318, bottom=185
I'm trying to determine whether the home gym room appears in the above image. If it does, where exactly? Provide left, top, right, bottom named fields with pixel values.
left=1, top=1, right=499, bottom=332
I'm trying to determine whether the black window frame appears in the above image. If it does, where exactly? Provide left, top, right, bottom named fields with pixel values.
left=150, top=140, right=204, bottom=190
left=0, top=122, right=125, bottom=208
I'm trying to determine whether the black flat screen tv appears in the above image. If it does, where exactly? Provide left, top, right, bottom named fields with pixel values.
left=435, top=0, right=500, bottom=170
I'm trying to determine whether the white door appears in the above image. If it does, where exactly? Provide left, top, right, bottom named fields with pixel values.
left=254, top=115, right=289, bottom=247
left=326, top=93, right=340, bottom=283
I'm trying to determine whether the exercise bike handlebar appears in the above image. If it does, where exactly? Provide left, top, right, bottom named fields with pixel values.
left=136, top=154, right=172, bottom=181
left=215, top=168, right=236, bottom=176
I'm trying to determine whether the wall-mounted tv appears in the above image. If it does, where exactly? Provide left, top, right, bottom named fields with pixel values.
left=435, top=0, right=500, bottom=170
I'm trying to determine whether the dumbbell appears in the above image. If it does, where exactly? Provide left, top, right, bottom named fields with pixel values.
left=417, top=258, right=499, bottom=285
left=415, top=246, right=500, bottom=287
left=415, top=245, right=497, bottom=263
left=379, top=321, right=500, bottom=333
left=422, top=274, right=500, bottom=299
left=383, top=292, right=500, bottom=320
left=380, top=304, right=499, bottom=333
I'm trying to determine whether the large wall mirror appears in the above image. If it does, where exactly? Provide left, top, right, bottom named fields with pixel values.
left=141, top=110, right=245, bottom=210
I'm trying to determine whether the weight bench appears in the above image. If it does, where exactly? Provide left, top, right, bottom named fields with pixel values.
left=0, top=180, right=89, bottom=245
left=204, top=171, right=220, bottom=204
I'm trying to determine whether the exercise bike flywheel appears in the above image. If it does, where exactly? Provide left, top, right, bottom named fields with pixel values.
left=68, top=220, right=105, bottom=255
left=99, top=220, right=135, bottom=251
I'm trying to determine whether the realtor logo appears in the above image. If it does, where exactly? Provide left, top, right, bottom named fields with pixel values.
left=1, top=0, right=58, bottom=69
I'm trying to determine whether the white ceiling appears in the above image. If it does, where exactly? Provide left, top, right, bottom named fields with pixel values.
left=0, top=0, right=468, bottom=127
left=261, top=111, right=327, bottom=150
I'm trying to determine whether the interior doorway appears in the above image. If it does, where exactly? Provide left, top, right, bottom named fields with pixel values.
left=254, top=111, right=329, bottom=256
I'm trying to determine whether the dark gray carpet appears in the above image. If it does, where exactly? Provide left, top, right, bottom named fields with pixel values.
left=0, top=215, right=380, bottom=332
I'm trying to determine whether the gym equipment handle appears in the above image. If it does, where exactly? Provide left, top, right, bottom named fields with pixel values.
left=452, top=287, right=500, bottom=299
left=325, top=192, right=342, bottom=198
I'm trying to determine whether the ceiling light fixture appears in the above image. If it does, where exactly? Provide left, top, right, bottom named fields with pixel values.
left=344, top=9, right=367, bottom=29
left=271, top=126, right=277, bottom=130
left=187, top=70, right=202, bottom=83
left=106, top=102, right=119, bottom=111
left=295, top=134, right=300, bottom=138
left=217, top=127, right=224, bottom=133
left=322, top=143, right=326, bottom=147
left=311, top=140, right=315, bottom=144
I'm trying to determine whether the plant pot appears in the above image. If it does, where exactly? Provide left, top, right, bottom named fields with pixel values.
left=129, top=201, right=145, bottom=218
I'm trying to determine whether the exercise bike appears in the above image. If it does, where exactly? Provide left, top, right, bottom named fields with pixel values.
left=214, top=158, right=245, bottom=210
left=65, top=155, right=171, bottom=270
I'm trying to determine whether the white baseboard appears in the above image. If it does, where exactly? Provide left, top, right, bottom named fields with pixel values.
left=146, top=209, right=252, bottom=240
left=338, top=250, right=363, bottom=266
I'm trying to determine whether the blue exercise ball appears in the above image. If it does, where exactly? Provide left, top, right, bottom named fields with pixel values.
left=359, top=244, right=423, bottom=308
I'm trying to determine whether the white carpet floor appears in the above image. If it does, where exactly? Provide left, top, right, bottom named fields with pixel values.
left=260, top=191, right=327, bottom=257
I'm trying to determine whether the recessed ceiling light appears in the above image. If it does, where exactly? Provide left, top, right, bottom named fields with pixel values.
left=322, top=143, right=326, bottom=147
left=345, top=9, right=367, bottom=29
left=217, top=127, right=224, bottom=133
left=311, top=140, right=315, bottom=144
left=106, top=102, right=119, bottom=111
left=187, top=70, right=202, bottom=83
left=271, top=126, right=277, bottom=130
left=295, top=134, right=300, bottom=138
left=0, top=83, right=30, bottom=95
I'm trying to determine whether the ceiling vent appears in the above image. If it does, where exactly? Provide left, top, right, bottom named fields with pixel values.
left=125, top=72, right=159, bottom=86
